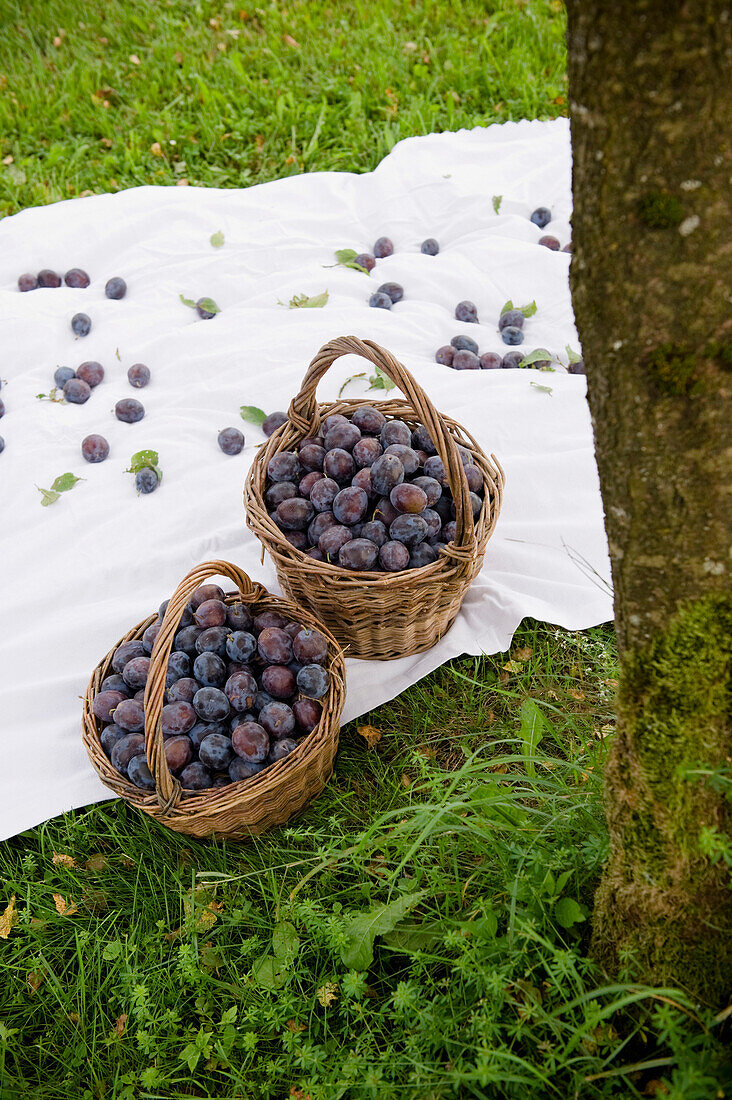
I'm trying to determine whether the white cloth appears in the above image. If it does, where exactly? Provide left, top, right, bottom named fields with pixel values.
left=0, top=118, right=612, bottom=840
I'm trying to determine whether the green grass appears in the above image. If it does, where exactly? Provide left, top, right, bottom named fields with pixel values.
left=2, top=2, right=731, bottom=1097
left=0, top=0, right=568, bottom=215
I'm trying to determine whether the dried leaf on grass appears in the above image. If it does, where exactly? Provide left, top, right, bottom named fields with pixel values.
left=27, top=969, right=45, bottom=994
left=0, top=896, right=19, bottom=938
left=316, top=982, right=339, bottom=1007
left=53, top=894, right=79, bottom=917
left=356, top=724, right=381, bottom=748
left=52, top=853, right=77, bottom=868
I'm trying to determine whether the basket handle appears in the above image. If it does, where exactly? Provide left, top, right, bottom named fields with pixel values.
left=288, top=335, right=477, bottom=556
left=143, top=560, right=268, bottom=813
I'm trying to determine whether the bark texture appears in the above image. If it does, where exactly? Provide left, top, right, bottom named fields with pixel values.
left=565, top=0, right=732, bottom=1004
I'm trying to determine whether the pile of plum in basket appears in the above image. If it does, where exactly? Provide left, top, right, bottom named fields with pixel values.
left=84, top=337, right=504, bottom=839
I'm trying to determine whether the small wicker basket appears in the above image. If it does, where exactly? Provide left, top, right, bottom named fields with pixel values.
left=82, top=560, right=345, bottom=840
left=244, top=335, right=505, bottom=660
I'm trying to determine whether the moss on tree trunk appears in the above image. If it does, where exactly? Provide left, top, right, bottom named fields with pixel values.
left=565, top=0, right=732, bottom=1004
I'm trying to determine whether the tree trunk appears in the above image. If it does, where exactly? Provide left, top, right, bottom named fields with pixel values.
left=565, top=0, right=732, bottom=1005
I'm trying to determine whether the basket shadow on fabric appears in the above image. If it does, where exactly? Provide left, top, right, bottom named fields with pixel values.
left=244, top=335, right=505, bottom=661
left=82, top=560, right=346, bottom=840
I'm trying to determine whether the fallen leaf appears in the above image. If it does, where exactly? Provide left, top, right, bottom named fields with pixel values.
left=0, top=896, right=19, bottom=938
left=52, top=853, right=77, bottom=868
left=100, top=137, right=112, bottom=147
left=2, top=154, right=13, bottom=165
left=150, top=141, right=163, bottom=157
left=129, top=54, right=141, bottom=64
left=27, top=969, right=44, bottom=994
left=416, top=744, right=436, bottom=760
left=316, top=982, right=338, bottom=1007
left=357, top=724, right=382, bottom=748
left=174, top=51, right=184, bottom=64
left=514, top=647, right=533, bottom=661
left=115, top=1013, right=128, bottom=1037
left=502, top=660, right=524, bottom=673
left=255, top=134, right=264, bottom=149
left=53, top=36, right=62, bottom=47
left=401, top=774, right=412, bottom=788
left=286, top=1018, right=306, bottom=1032
left=85, top=854, right=108, bottom=872
left=283, top=33, right=300, bottom=48
left=53, top=894, right=79, bottom=916
left=67, top=1012, right=80, bottom=1024
left=569, top=688, right=585, bottom=701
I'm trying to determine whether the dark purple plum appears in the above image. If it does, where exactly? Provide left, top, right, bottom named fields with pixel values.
left=390, top=483, right=427, bottom=514
left=193, top=687, right=230, bottom=723
left=262, top=411, right=288, bottom=437
left=275, top=497, right=315, bottom=531
left=253, top=691, right=274, bottom=713
left=323, top=448, right=355, bottom=484
left=227, top=602, right=253, bottom=631
left=370, top=454, right=404, bottom=496
left=168, top=678, right=199, bottom=704
left=293, top=628, right=328, bottom=666
left=464, top=465, right=483, bottom=493
left=455, top=301, right=478, bottom=323
left=384, top=444, right=419, bottom=475
left=451, top=491, right=483, bottom=520
left=81, top=433, right=109, bottom=463
left=101, top=723, right=127, bottom=756
left=164, top=735, right=193, bottom=774
left=111, top=733, right=145, bottom=776
left=194, top=599, right=227, bottom=628
left=310, top=477, right=339, bottom=512
left=421, top=238, right=439, bottom=255
left=352, top=405, right=386, bottom=434
left=299, top=444, right=326, bottom=471
left=423, top=455, right=448, bottom=487
left=128, top=755, right=155, bottom=790
left=188, top=722, right=223, bottom=753
left=354, top=252, right=375, bottom=271
left=378, top=282, right=403, bottom=303
left=563, top=241, right=572, bottom=253
left=229, top=758, right=264, bottom=781
left=142, top=621, right=161, bottom=655
left=360, top=519, right=388, bottom=548
left=112, top=640, right=146, bottom=674
left=168, top=652, right=192, bottom=683
left=128, top=363, right=150, bottom=388
left=116, top=398, right=145, bottom=423
left=411, top=476, right=441, bottom=506
left=323, top=414, right=348, bottom=434
left=232, top=721, right=269, bottom=762
left=568, top=359, right=586, bottom=375
left=352, top=434, right=382, bottom=467
left=71, top=313, right=91, bottom=337
left=374, top=496, right=399, bottom=527
left=195, top=626, right=229, bottom=659
left=530, top=207, right=551, bottom=228
left=54, top=366, right=76, bottom=389
left=319, top=524, right=353, bottom=558
left=452, top=350, right=480, bottom=370
left=65, top=268, right=90, bottom=288
left=18, top=273, right=38, bottom=291
left=258, top=627, right=293, bottom=665
left=267, top=452, right=302, bottom=484
left=296, top=664, right=330, bottom=699
left=122, top=656, right=151, bottom=690
left=218, top=427, right=245, bottom=455
left=161, top=701, right=196, bottom=737
left=93, top=689, right=128, bottom=723
left=101, top=673, right=131, bottom=697
left=339, top=538, right=378, bottom=571
left=266, top=482, right=297, bottom=509
left=190, top=584, right=225, bottom=609
left=225, top=670, right=258, bottom=712
left=411, top=425, right=437, bottom=455
left=174, top=625, right=203, bottom=657
left=261, top=665, right=296, bottom=699
left=269, top=738, right=297, bottom=762
left=293, top=698, right=323, bottom=732
left=442, top=520, right=458, bottom=543
left=308, top=510, right=338, bottom=546
left=324, top=421, right=361, bottom=452
left=259, top=702, right=295, bottom=738
left=539, top=235, right=560, bottom=251
left=38, top=269, right=62, bottom=288
left=180, top=762, right=213, bottom=790
left=435, top=345, right=454, bottom=366
left=113, top=698, right=145, bottom=733
left=226, top=630, right=257, bottom=663
left=284, top=621, right=304, bottom=640
left=502, top=351, right=523, bottom=369
left=501, top=326, right=524, bottom=346
left=76, top=361, right=104, bottom=387
left=135, top=468, right=158, bottom=494
left=451, top=334, right=479, bottom=354
left=373, top=237, right=394, bottom=258
left=192, top=652, right=227, bottom=687
left=351, top=467, right=374, bottom=497
left=480, top=352, right=503, bottom=370
left=64, top=378, right=91, bottom=404
left=369, top=291, right=392, bottom=310
left=421, top=508, right=442, bottom=539
left=409, top=543, right=439, bottom=569
left=380, top=420, right=411, bottom=448
left=195, top=298, right=217, bottom=319
left=253, top=611, right=289, bottom=633
left=390, top=514, right=428, bottom=547
left=105, top=276, right=126, bottom=299
left=379, top=540, right=410, bottom=571
left=333, top=486, right=368, bottom=525
left=498, top=310, right=524, bottom=331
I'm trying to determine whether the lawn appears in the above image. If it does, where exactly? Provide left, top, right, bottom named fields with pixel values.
left=1, top=2, right=729, bottom=1098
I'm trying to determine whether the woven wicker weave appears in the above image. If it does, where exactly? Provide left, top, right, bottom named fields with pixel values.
left=82, top=560, right=345, bottom=839
left=244, top=336, right=505, bottom=660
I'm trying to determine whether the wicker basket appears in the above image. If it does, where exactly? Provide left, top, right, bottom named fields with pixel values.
left=82, top=560, right=346, bottom=839
left=244, top=335, right=505, bottom=660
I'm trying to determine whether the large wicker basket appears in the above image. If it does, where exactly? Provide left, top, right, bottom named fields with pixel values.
left=244, top=336, right=505, bottom=660
left=82, top=560, right=346, bottom=839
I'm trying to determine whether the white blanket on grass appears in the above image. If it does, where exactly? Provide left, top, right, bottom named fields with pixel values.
left=0, top=118, right=612, bottom=840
